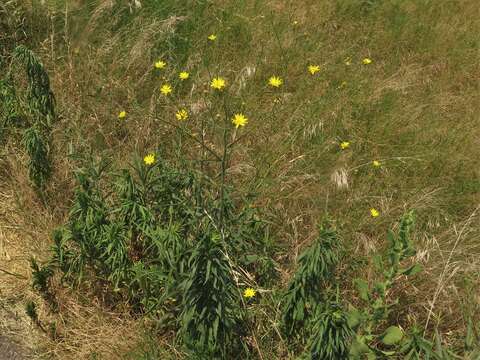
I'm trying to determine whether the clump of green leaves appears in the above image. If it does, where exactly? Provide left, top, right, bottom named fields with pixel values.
left=1, top=45, right=55, bottom=191
left=180, top=230, right=244, bottom=358
left=309, top=302, right=354, bottom=360
left=282, top=223, right=341, bottom=337
left=34, top=153, right=269, bottom=354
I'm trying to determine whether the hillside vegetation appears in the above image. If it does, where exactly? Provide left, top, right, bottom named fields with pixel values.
left=0, top=0, right=479, bottom=359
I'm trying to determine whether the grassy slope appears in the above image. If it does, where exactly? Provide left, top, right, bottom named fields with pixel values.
left=0, top=0, right=479, bottom=358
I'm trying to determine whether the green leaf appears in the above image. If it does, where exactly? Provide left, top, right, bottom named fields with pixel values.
left=382, top=326, right=403, bottom=345
left=349, top=336, right=370, bottom=357
left=346, top=308, right=362, bottom=330
left=354, top=279, right=370, bottom=301
left=401, top=264, right=423, bottom=276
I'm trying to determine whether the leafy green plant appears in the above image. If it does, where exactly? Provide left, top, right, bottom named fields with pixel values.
left=309, top=302, right=354, bottom=360
left=180, top=230, right=244, bottom=358
left=282, top=223, right=341, bottom=337
left=1, top=45, right=55, bottom=191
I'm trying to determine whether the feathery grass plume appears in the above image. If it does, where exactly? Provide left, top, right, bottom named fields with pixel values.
left=180, top=230, right=244, bottom=358
left=282, top=223, right=341, bottom=336
left=309, top=303, right=354, bottom=360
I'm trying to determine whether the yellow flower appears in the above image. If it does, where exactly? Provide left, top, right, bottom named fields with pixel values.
left=179, top=71, right=189, bottom=80
left=292, top=20, right=298, bottom=25
left=210, top=77, right=226, bottom=90
left=308, top=65, right=321, bottom=75
left=232, top=113, right=248, bottom=128
left=118, top=111, right=127, bottom=119
left=175, top=109, right=188, bottom=121
left=268, top=76, right=283, bottom=87
left=345, top=57, right=352, bottom=66
left=208, top=34, right=217, bottom=41
left=373, top=160, right=381, bottom=167
left=154, top=60, right=166, bottom=69
left=143, top=153, right=155, bottom=166
left=340, top=141, right=350, bottom=150
left=370, top=208, right=380, bottom=217
left=243, top=288, right=256, bottom=299
left=160, top=84, right=172, bottom=96
left=362, top=58, right=372, bottom=65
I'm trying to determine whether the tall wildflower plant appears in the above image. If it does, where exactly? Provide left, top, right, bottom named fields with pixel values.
left=282, top=224, right=341, bottom=337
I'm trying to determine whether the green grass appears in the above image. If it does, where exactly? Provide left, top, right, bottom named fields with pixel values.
left=0, top=0, right=478, bottom=358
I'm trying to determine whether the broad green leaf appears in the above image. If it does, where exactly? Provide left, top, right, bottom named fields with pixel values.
left=382, top=326, right=403, bottom=345
left=401, top=264, right=423, bottom=276
left=354, top=279, right=370, bottom=301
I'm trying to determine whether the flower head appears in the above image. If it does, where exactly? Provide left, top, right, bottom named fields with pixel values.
left=362, top=58, right=372, bottom=65
left=308, top=65, right=321, bottom=75
left=208, top=34, right=217, bottom=41
left=340, top=141, right=350, bottom=150
left=154, top=60, right=166, bottom=69
left=232, top=113, right=248, bottom=128
left=118, top=111, right=127, bottom=119
left=345, top=57, right=352, bottom=66
left=268, top=76, right=283, bottom=88
left=160, top=84, right=172, bottom=96
left=179, top=71, right=190, bottom=80
left=373, top=160, right=381, bottom=167
left=211, top=77, right=226, bottom=90
left=144, top=153, right=155, bottom=166
left=370, top=208, right=380, bottom=218
left=175, top=109, right=188, bottom=121
left=243, top=288, right=256, bottom=299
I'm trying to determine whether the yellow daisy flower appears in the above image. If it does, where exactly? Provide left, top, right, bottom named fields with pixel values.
left=268, top=76, right=283, bottom=87
left=175, top=109, right=188, bottom=121
left=208, top=34, right=217, bottom=41
left=373, top=160, right=381, bottom=167
left=340, top=141, right=350, bottom=150
left=179, top=71, right=190, bottom=80
left=160, top=84, right=172, bottom=96
left=154, top=60, right=166, bottom=69
left=232, top=113, right=248, bottom=128
left=118, top=111, right=126, bottom=119
left=370, top=208, right=380, bottom=217
left=210, top=77, right=226, bottom=90
left=308, top=65, right=321, bottom=75
left=362, top=58, right=372, bottom=65
left=143, top=153, right=155, bottom=166
left=243, top=288, right=256, bottom=299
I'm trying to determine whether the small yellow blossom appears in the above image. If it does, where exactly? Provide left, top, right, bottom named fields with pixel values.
left=179, top=71, right=190, bottom=80
left=160, top=84, right=172, bottom=96
left=243, top=288, right=256, bottom=299
left=345, top=57, right=352, bottom=66
left=118, top=111, right=126, bottom=119
left=175, top=109, right=188, bottom=121
left=143, top=153, right=155, bottom=166
left=370, top=208, right=380, bottom=217
left=340, top=141, right=350, bottom=150
left=211, top=77, right=226, bottom=90
left=362, top=58, right=372, bottom=65
left=232, top=113, right=248, bottom=128
left=373, top=160, right=381, bottom=167
left=208, top=34, right=217, bottom=41
left=268, top=76, right=283, bottom=88
left=292, top=20, right=298, bottom=25
left=308, top=65, right=321, bottom=75
left=154, top=60, right=166, bottom=69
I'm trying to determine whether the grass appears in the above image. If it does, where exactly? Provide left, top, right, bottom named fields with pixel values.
left=0, top=0, right=478, bottom=358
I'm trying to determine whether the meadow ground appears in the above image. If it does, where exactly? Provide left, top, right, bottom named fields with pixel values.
left=0, top=0, right=479, bottom=358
